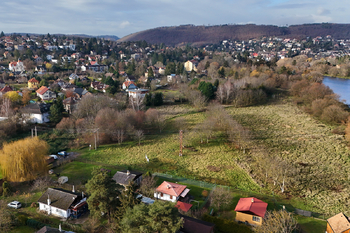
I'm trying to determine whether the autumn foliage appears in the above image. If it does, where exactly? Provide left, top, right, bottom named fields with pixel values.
left=0, top=137, right=49, bottom=182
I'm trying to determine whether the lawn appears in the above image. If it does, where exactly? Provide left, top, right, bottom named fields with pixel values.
left=295, top=215, right=327, bottom=233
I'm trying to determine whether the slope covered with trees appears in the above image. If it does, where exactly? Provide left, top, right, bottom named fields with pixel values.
left=118, top=23, right=350, bottom=46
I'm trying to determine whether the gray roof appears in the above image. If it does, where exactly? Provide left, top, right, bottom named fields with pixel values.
left=20, top=103, right=51, bottom=114
left=112, top=170, right=143, bottom=186
left=37, top=188, right=79, bottom=210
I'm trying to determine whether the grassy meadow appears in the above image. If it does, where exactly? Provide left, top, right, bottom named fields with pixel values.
left=47, top=100, right=350, bottom=232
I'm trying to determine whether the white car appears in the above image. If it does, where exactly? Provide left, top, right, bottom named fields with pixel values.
left=8, top=201, right=21, bottom=209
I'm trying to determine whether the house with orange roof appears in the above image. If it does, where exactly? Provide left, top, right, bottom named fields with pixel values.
left=326, top=212, right=350, bottom=233
left=28, top=78, right=39, bottom=89
left=36, top=86, right=56, bottom=100
left=154, top=181, right=190, bottom=203
left=234, top=197, right=268, bottom=226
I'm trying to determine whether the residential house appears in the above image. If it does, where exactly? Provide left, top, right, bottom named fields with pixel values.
left=81, top=64, right=108, bottom=73
left=28, top=78, right=39, bottom=89
left=184, top=60, right=198, bottom=72
left=90, top=81, right=109, bottom=92
left=122, top=80, right=137, bottom=90
left=234, top=197, right=268, bottom=226
left=179, top=214, right=215, bottom=233
left=127, top=88, right=149, bottom=99
left=20, top=103, right=51, bottom=123
left=112, top=170, right=143, bottom=188
left=63, top=97, right=76, bottom=114
left=69, top=73, right=79, bottom=83
left=33, top=55, right=43, bottom=64
left=37, top=188, right=88, bottom=219
left=35, top=66, right=47, bottom=74
left=73, top=87, right=89, bottom=99
left=154, top=181, right=190, bottom=203
left=0, top=86, right=13, bottom=97
left=36, top=86, right=56, bottom=100
left=9, top=59, right=25, bottom=72
left=175, top=201, right=192, bottom=213
left=326, top=212, right=350, bottom=233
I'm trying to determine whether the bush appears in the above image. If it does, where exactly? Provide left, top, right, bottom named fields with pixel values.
left=17, top=215, right=28, bottom=225
left=26, top=219, right=46, bottom=229
left=321, top=105, right=349, bottom=124
left=202, top=215, right=253, bottom=233
left=2, top=181, right=11, bottom=197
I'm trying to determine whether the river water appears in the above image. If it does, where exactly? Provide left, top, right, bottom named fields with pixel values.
left=322, top=76, right=350, bottom=104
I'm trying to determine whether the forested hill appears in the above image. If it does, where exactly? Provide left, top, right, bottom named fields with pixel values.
left=118, top=23, right=350, bottom=46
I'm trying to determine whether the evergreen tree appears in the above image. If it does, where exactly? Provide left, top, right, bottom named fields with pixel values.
left=120, top=201, right=183, bottom=232
left=56, top=96, right=64, bottom=112
left=154, top=93, right=163, bottom=106
left=144, top=93, right=153, bottom=106
left=198, top=81, right=215, bottom=100
left=147, top=67, right=154, bottom=78
left=49, top=103, right=62, bottom=124
left=0, top=31, right=4, bottom=37
left=86, top=168, right=121, bottom=221
left=116, top=182, right=141, bottom=220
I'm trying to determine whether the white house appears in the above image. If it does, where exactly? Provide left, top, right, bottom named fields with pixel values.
left=127, top=88, right=149, bottom=99
left=184, top=60, right=198, bottom=72
left=20, top=103, right=51, bottom=124
left=36, top=86, right=56, bottom=100
left=154, top=181, right=190, bottom=203
left=9, top=60, right=25, bottom=72
left=122, top=80, right=137, bottom=90
left=38, top=188, right=88, bottom=219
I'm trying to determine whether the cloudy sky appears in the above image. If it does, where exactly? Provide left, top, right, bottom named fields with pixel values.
left=0, top=0, right=348, bottom=38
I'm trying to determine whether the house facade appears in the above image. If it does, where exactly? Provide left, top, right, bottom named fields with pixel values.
left=234, top=197, right=268, bottom=226
left=36, top=86, right=56, bottom=100
left=154, top=181, right=190, bottom=203
left=122, top=81, right=137, bottom=90
left=20, top=103, right=51, bottom=123
left=38, top=188, right=88, bottom=219
left=9, top=60, right=25, bottom=72
left=184, top=60, right=198, bottom=72
left=28, top=78, right=39, bottom=89
left=127, top=88, right=149, bottom=99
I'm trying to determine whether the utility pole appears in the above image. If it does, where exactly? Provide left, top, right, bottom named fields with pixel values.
left=31, top=128, right=33, bottom=138
left=94, top=133, right=97, bottom=150
left=35, top=126, right=37, bottom=137
left=179, top=130, right=183, bottom=156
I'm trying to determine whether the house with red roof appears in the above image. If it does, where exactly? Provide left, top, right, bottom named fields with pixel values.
left=9, top=59, right=25, bottom=72
left=234, top=197, right=268, bottom=226
left=326, top=212, right=350, bottom=233
left=122, top=80, right=137, bottom=90
left=154, top=181, right=190, bottom=203
left=36, top=86, right=56, bottom=100
left=0, top=85, right=13, bottom=97
left=175, top=201, right=192, bottom=212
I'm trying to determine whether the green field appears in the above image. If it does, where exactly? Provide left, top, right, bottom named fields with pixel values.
left=46, top=100, right=348, bottom=232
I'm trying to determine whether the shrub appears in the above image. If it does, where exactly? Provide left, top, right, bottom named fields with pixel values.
left=202, top=190, right=209, bottom=198
left=26, top=219, right=46, bottom=229
left=321, top=105, right=349, bottom=124
left=202, top=215, right=253, bottom=233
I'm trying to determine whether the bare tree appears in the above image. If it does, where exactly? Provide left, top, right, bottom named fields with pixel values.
left=129, top=95, right=145, bottom=111
left=0, top=98, right=13, bottom=118
left=116, top=129, right=125, bottom=144
left=209, top=187, right=232, bottom=210
left=139, top=175, right=157, bottom=197
left=255, top=210, right=297, bottom=233
left=134, top=129, right=145, bottom=146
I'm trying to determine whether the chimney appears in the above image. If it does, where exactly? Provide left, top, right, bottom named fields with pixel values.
left=251, top=198, right=254, bottom=203
left=127, top=170, right=130, bottom=176
left=47, top=195, right=51, bottom=205
left=72, top=185, right=75, bottom=193
left=167, top=184, right=170, bottom=189
left=59, top=223, right=62, bottom=232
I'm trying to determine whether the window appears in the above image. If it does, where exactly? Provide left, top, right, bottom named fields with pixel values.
left=252, top=216, right=260, bottom=222
left=170, top=195, right=172, bottom=199
left=160, top=193, right=163, bottom=197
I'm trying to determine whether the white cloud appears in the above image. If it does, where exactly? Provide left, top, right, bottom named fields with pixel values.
left=120, top=21, right=131, bottom=29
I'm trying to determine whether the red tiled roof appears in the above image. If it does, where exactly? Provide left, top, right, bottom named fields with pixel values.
left=123, top=80, right=136, bottom=87
left=156, top=181, right=187, bottom=197
left=28, top=78, right=39, bottom=83
left=0, top=86, right=13, bottom=93
left=175, top=201, right=192, bottom=212
left=36, top=86, right=48, bottom=95
left=234, top=197, right=268, bottom=218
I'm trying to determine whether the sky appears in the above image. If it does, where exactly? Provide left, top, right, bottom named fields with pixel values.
left=0, top=0, right=349, bottom=38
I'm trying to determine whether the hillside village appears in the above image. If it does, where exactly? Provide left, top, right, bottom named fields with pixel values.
left=1, top=31, right=350, bottom=232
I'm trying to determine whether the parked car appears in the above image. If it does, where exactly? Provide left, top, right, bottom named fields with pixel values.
left=8, top=201, right=21, bottom=209
left=49, top=155, right=58, bottom=160
left=58, top=151, right=68, bottom=157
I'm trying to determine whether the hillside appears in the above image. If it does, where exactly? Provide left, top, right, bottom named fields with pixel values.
left=118, top=23, right=350, bottom=46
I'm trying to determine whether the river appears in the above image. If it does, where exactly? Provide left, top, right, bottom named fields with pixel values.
left=322, top=76, right=350, bottom=104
